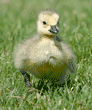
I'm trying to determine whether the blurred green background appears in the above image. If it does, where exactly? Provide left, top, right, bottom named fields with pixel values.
left=0, top=0, right=92, bottom=109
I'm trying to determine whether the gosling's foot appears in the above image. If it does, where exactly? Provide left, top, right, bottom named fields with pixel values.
left=20, top=69, right=31, bottom=88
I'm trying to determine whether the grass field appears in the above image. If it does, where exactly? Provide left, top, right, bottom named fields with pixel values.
left=0, top=0, right=92, bottom=109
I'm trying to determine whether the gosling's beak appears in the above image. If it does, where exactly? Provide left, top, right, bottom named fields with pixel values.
left=49, top=25, right=59, bottom=34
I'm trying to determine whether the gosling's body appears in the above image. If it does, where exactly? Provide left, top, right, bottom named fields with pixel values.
left=14, top=10, right=75, bottom=87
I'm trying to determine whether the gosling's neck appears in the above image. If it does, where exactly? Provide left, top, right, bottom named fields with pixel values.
left=38, top=33, right=55, bottom=39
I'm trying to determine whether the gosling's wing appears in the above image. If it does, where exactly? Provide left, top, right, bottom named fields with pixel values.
left=14, top=35, right=40, bottom=69
left=54, top=36, right=76, bottom=73
left=60, top=40, right=76, bottom=74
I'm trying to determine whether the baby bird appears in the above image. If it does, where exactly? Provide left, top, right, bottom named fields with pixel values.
left=14, top=10, right=75, bottom=88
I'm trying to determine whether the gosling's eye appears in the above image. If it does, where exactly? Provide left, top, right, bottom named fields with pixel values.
left=43, top=21, right=47, bottom=25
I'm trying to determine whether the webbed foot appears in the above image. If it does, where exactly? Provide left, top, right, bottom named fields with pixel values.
left=20, top=69, right=31, bottom=88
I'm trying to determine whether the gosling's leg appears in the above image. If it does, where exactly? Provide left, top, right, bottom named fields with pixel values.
left=20, top=69, right=31, bottom=88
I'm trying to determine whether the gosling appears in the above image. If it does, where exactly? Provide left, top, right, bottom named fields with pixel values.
left=14, top=10, right=75, bottom=88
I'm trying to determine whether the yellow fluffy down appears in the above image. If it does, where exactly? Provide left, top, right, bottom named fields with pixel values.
left=14, top=10, right=75, bottom=84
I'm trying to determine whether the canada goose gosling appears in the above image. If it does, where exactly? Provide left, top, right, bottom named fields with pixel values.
left=14, top=10, right=75, bottom=88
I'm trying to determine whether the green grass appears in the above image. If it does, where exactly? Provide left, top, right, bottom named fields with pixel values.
left=0, top=0, right=92, bottom=109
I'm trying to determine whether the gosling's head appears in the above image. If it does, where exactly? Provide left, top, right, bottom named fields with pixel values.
left=37, top=10, right=60, bottom=36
